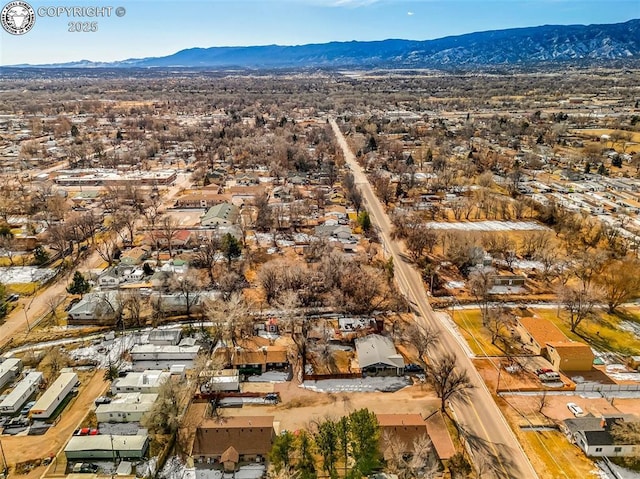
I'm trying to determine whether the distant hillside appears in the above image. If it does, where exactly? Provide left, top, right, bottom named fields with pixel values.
left=15, top=19, right=640, bottom=69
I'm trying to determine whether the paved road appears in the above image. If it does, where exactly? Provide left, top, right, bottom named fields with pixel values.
left=330, top=119, right=538, bottom=479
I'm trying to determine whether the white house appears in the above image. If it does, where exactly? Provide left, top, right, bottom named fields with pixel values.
left=355, top=334, right=405, bottom=376
left=0, top=372, right=43, bottom=414
left=30, top=371, right=78, bottom=419
left=0, top=358, right=22, bottom=391
left=111, top=370, right=170, bottom=395
left=95, top=393, right=157, bottom=423
left=564, top=416, right=640, bottom=458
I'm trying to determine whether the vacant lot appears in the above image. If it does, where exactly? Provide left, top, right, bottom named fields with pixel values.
left=186, top=379, right=439, bottom=434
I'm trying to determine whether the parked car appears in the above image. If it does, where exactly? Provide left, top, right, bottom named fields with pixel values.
left=265, top=393, right=280, bottom=403
left=73, top=463, right=99, bottom=473
left=7, top=294, right=19, bottom=302
left=535, top=368, right=554, bottom=375
left=95, top=396, right=112, bottom=405
left=539, top=372, right=561, bottom=382
left=76, top=427, right=90, bottom=436
left=405, top=364, right=425, bottom=373
left=20, top=400, right=36, bottom=415
left=89, top=428, right=99, bottom=435
left=567, top=402, right=584, bottom=417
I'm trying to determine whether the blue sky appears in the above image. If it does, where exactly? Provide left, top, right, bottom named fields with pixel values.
left=1, top=0, right=638, bottom=65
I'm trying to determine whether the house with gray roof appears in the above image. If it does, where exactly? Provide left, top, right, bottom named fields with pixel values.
left=355, top=334, right=405, bottom=376
left=201, top=203, right=239, bottom=227
left=67, top=291, right=121, bottom=325
left=562, top=415, right=639, bottom=458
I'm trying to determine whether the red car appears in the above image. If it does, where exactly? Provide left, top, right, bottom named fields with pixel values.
left=89, top=429, right=99, bottom=435
left=77, top=428, right=90, bottom=436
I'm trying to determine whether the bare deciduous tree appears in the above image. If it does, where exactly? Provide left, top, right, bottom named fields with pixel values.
left=425, top=352, right=475, bottom=412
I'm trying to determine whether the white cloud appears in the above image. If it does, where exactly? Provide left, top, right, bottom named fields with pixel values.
left=407, top=11, right=414, bottom=15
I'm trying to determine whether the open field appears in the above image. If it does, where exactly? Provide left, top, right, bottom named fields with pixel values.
left=533, top=308, right=640, bottom=356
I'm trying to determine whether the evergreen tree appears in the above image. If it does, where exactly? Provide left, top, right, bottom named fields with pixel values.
left=221, top=233, right=241, bottom=268
left=33, top=245, right=50, bottom=265
left=67, top=271, right=91, bottom=296
left=357, top=211, right=371, bottom=232
left=348, top=408, right=381, bottom=476
left=315, top=420, right=339, bottom=479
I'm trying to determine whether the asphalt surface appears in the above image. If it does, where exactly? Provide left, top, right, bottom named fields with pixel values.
left=330, top=119, right=539, bottom=479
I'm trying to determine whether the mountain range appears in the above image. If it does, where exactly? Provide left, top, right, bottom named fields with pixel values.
left=15, top=19, right=640, bottom=69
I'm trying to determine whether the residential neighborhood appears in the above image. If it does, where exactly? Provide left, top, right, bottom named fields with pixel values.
left=0, top=13, right=639, bottom=479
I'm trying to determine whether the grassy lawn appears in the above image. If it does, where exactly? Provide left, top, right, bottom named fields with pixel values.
left=450, top=308, right=504, bottom=357
left=6, top=282, right=39, bottom=296
left=533, top=308, right=640, bottom=356
left=520, top=430, right=596, bottom=479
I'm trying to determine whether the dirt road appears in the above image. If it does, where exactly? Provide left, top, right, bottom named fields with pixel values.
left=0, top=171, right=191, bottom=351
left=0, top=249, right=104, bottom=351
left=330, top=119, right=538, bottom=479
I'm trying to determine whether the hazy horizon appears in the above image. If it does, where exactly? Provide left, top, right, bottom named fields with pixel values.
left=1, top=0, right=638, bottom=66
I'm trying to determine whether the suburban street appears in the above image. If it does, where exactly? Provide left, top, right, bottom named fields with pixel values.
left=330, top=119, right=539, bottom=479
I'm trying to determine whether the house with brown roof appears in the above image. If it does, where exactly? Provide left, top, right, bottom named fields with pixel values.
left=175, top=192, right=231, bottom=209
left=120, top=246, right=151, bottom=266
left=515, top=316, right=567, bottom=356
left=230, top=346, right=289, bottom=375
left=377, top=414, right=430, bottom=456
left=191, top=416, right=274, bottom=471
left=516, top=316, right=593, bottom=372
left=425, top=411, right=456, bottom=462
left=546, top=341, right=594, bottom=372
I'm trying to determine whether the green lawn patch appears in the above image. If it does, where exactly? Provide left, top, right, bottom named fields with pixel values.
left=534, top=308, right=640, bottom=356
left=450, top=309, right=504, bottom=357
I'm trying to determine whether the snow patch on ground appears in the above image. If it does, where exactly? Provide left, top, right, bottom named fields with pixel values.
left=138, top=456, right=159, bottom=478
left=69, top=333, right=139, bottom=368
left=246, top=371, right=289, bottom=382
left=301, top=376, right=410, bottom=393
left=0, top=266, right=56, bottom=284
left=607, top=372, right=640, bottom=382
left=193, top=465, right=266, bottom=479
left=446, top=281, right=465, bottom=289
left=618, top=320, right=640, bottom=339
left=424, top=220, right=548, bottom=231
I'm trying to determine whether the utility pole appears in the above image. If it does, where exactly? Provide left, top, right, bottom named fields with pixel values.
left=0, top=436, right=8, bottom=478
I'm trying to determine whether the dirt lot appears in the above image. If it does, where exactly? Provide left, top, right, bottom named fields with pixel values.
left=1, top=370, right=108, bottom=474
left=185, top=379, right=439, bottom=434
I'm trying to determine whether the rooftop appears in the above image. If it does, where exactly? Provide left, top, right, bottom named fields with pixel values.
left=517, top=316, right=568, bottom=345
